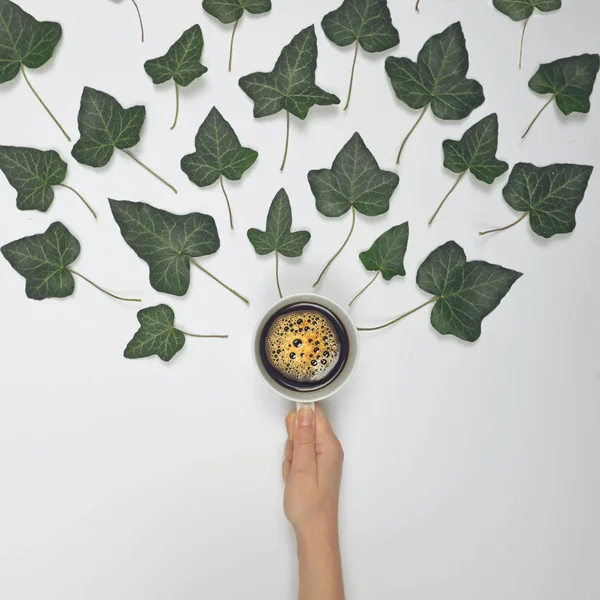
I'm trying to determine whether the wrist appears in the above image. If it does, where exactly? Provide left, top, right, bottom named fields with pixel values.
left=296, top=514, right=339, bottom=549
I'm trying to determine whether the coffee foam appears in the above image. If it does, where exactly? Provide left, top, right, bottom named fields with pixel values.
left=264, top=310, right=340, bottom=382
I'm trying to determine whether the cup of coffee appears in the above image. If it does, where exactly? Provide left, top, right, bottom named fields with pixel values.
left=252, top=293, right=360, bottom=407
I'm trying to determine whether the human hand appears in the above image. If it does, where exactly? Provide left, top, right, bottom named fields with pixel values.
left=282, top=404, right=344, bottom=538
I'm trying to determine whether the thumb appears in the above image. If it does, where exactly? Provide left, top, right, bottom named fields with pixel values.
left=291, top=405, right=316, bottom=477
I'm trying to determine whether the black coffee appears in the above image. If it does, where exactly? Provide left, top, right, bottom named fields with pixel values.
left=260, top=302, right=350, bottom=392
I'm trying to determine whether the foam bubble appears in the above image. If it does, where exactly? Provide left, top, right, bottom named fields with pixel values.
left=265, top=310, right=340, bottom=382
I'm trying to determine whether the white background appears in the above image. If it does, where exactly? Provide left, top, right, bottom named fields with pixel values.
left=1, top=1, right=599, bottom=598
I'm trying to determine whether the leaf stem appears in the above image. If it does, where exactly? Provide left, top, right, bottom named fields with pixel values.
left=275, top=251, right=283, bottom=299
left=357, top=297, right=437, bottom=332
left=343, top=40, right=360, bottom=111
left=415, top=0, right=421, bottom=12
left=229, top=18, right=240, bottom=72
left=179, top=330, right=229, bottom=339
left=190, top=258, right=250, bottom=305
left=522, top=95, right=554, bottom=139
left=220, top=175, right=234, bottom=230
left=479, top=212, right=528, bottom=236
left=280, top=111, right=290, bottom=172
left=131, top=0, right=145, bottom=43
left=397, top=104, right=428, bottom=165
left=349, top=271, right=379, bottom=307
left=68, top=269, right=141, bottom=302
left=20, top=65, right=71, bottom=142
left=313, top=206, right=356, bottom=288
left=58, top=183, right=97, bottom=220
left=519, top=16, right=530, bottom=70
left=429, top=170, right=466, bottom=226
left=171, top=81, right=180, bottom=130
left=121, top=149, right=178, bottom=194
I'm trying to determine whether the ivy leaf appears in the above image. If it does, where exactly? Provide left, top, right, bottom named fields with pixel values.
left=309, top=132, right=399, bottom=287
left=492, top=0, right=561, bottom=69
left=124, top=304, right=228, bottom=362
left=72, top=87, right=177, bottom=193
left=238, top=25, right=340, bottom=171
left=321, top=0, right=399, bottom=110
left=429, top=114, right=509, bottom=225
left=109, top=199, right=249, bottom=304
left=144, top=25, right=208, bottom=130
left=357, top=241, right=522, bottom=342
left=350, top=223, right=409, bottom=307
left=181, top=107, right=258, bottom=229
left=522, top=54, right=600, bottom=138
left=0, top=0, right=70, bottom=140
left=247, top=188, right=311, bottom=298
left=385, top=22, right=485, bottom=164
left=480, top=163, right=594, bottom=238
left=0, top=145, right=97, bottom=218
left=1, top=221, right=139, bottom=302
left=202, top=0, right=272, bottom=72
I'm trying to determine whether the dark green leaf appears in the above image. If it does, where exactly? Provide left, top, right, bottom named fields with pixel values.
left=308, top=132, right=399, bottom=217
left=238, top=25, right=340, bottom=119
left=493, top=0, right=561, bottom=21
left=109, top=199, right=219, bottom=296
left=385, top=22, right=484, bottom=120
left=321, top=0, right=399, bottom=52
left=72, top=87, right=146, bottom=168
left=202, top=0, right=271, bottom=24
left=416, top=241, right=522, bottom=342
left=1, top=221, right=79, bottom=300
left=442, top=114, right=509, bottom=183
left=124, top=304, right=186, bottom=361
left=0, top=0, right=62, bottom=83
left=528, top=54, right=600, bottom=115
left=144, top=25, right=207, bottom=86
left=0, top=145, right=66, bottom=211
left=359, top=223, right=409, bottom=280
left=247, top=188, right=310, bottom=257
left=502, top=162, right=594, bottom=238
left=181, top=107, right=258, bottom=186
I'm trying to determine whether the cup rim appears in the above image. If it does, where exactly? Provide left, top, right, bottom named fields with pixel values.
left=251, top=293, right=360, bottom=403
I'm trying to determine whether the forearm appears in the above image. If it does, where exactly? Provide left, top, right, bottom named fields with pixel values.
left=297, top=520, right=345, bottom=600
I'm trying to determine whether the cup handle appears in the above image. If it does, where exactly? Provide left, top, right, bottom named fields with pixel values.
left=296, top=402, right=316, bottom=413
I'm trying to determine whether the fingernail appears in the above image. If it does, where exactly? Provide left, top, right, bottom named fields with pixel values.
left=298, top=405, right=313, bottom=428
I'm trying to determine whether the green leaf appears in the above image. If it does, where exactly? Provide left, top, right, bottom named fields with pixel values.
left=309, top=132, right=399, bottom=218
left=415, top=241, right=522, bottom=341
left=480, top=163, right=594, bottom=238
left=125, top=304, right=186, bottom=361
left=248, top=188, right=311, bottom=257
left=493, top=0, right=561, bottom=21
left=109, top=199, right=220, bottom=296
left=72, top=87, right=177, bottom=192
left=322, top=0, right=398, bottom=110
left=0, top=0, right=71, bottom=140
left=181, top=107, right=258, bottom=228
left=0, top=0, right=61, bottom=82
left=0, top=145, right=97, bottom=217
left=144, top=25, right=207, bottom=86
left=203, top=0, right=271, bottom=23
left=0, top=146, right=66, bottom=211
left=247, top=188, right=310, bottom=298
left=1, top=221, right=78, bottom=300
left=359, top=223, right=409, bottom=280
left=429, top=114, right=509, bottom=225
left=309, top=133, right=398, bottom=287
left=443, top=114, right=509, bottom=183
left=385, top=22, right=484, bottom=163
left=524, top=55, right=600, bottom=137
left=72, top=87, right=145, bottom=168
left=238, top=25, right=340, bottom=169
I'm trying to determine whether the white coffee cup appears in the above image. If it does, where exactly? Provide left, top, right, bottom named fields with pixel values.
left=252, top=293, right=360, bottom=410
